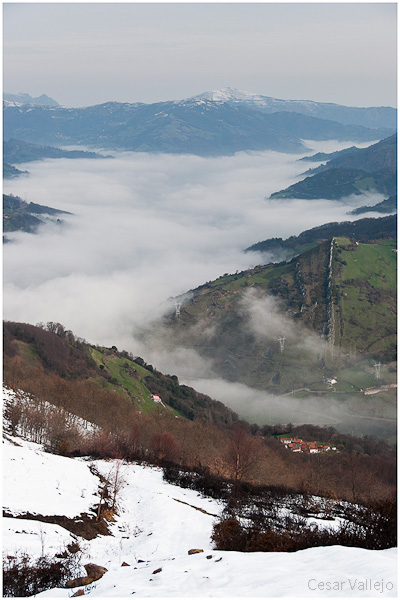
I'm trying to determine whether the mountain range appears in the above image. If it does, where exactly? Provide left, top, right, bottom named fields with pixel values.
left=2, top=89, right=397, bottom=437
left=3, top=92, right=60, bottom=107
left=191, top=88, right=397, bottom=129
left=3, top=88, right=395, bottom=156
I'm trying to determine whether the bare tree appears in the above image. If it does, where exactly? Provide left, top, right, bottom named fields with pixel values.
left=109, top=460, right=126, bottom=512
left=225, top=426, right=262, bottom=485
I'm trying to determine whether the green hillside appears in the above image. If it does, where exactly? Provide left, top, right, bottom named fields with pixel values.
left=4, top=138, right=107, bottom=164
left=349, top=195, right=397, bottom=215
left=163, top=237, right=397, bottom=394
left=270, top=167, right=395, bottom=200
left=246, top=214, right=397, bottom=259
left=270, top=135, right=397, bottom=200
left=3, top=193, right=71, bottom=236
left=3, top=321, right=237, bottom=427
left=331, top=238, right=397, bottom=358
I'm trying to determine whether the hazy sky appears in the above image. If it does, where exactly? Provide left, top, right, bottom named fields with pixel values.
left=3, top=2, right=397, bottom=108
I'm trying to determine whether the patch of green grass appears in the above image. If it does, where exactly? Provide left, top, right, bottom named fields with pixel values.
left=333, top=240, right=396, bottom=358
left=334, top=236, right=353, bottom=247
left=341, top=242, right=396, bottom=290
left=88, top=347, right=181, bottom=416
left=90, top=348, right=152, bottom=399
left=90, top=347, right=105, bottom=367
left=107, top=356, right=153, bottom=401
left=353, top=176, right=375, bottom=192
left=336, top=360, right=377, bottom=390
left=15, top=341, right=42, bottom=368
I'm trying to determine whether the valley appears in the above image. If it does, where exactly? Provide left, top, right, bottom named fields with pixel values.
left=164, top=235, right=396, bottom=375
left=3, top=138, right=396, bottom=439
left=157, top=231, right=396, bottom=438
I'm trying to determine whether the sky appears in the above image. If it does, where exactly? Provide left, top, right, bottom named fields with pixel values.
left=3, top=2, right=397, bottom=108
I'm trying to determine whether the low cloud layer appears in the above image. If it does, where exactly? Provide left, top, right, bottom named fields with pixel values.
left=182, top=376, right=397, bottom=439
left=183, top=376, right=345, bottom=426
left=3, top=143, right=386, bottom=408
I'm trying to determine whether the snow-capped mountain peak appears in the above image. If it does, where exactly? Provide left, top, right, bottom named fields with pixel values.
left=189, top=87, right=271, bottom=104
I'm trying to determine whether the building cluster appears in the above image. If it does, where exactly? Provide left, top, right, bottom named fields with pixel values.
left=280, top=437, right=336, bottom=454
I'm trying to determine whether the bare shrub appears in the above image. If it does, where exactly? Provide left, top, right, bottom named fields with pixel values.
left=211, top=517, right=246, bottom=551
left=151, top=432, right=178, bottom=463
left=211, top=495, right=397, bottom=553
left=3, top=551, right=80, bottom=597
left=83, top=430, right=120, bottom=459
left=225, top=426, right=262, bottom=488
left=3, top=398, right=23, bottom=435
left=108, top=460, right=126, bottom=512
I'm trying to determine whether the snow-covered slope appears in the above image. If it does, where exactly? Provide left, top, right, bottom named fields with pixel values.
left=3, top=92, right=60, bottom=107
left=188, top=88, right=397, bottom=130
left=2, top=431, right=397, bottom=598
left=3, top=439, right=99, bottom=518
left=189, top=87, right=298, bottom=108
left=37, top=545, right=398, bottom=598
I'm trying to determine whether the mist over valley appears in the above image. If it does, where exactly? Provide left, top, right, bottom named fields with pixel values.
left=3, top=139, right=396, bottom=436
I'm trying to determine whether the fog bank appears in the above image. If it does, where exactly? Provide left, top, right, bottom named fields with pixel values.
left=3, top=143, right=386, bottom=418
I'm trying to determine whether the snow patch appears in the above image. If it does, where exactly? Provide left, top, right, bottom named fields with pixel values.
left=3, top=437, right=100, bottom=518
left=2, top=418, right=397, bottom=597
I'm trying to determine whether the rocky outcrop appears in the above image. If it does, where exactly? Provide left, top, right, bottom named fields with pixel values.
left=65, top=577, right=93, bottom=589
left=65, top=563, right=108, bottom=588
left=84, top=563, right=108, bottom=581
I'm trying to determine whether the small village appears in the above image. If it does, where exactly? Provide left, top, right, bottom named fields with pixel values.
left=280, top=437, right=337, bottom=454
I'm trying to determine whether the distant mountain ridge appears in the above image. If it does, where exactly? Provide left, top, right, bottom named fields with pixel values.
left=307, top=134, right=397, bottom=174
left=3, top=90, right=394, bottom=156
left=190, top=87, right=397, bottom=130
left=270, top=134, right=397, bottom=200
left=4, top=138, right=108, bottom=164
left=349, top=195, right=397, bottom=216
left=4, top=92, right=60, bottom=107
